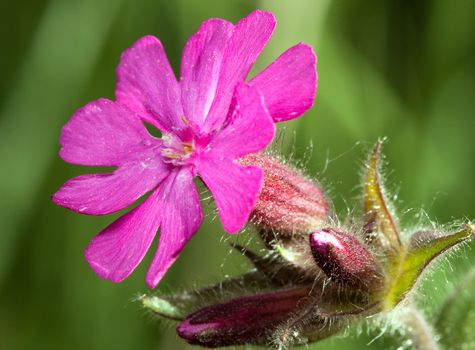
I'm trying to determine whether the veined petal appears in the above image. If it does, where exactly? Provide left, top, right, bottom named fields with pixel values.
left=146, top=168, right=202, bottom=288
left=202, top=10, right=276, bottom=133
left=180, top=19, right=233, bottom=126
left=52, top=157, right=170, bottom=215
left=85, top=168, right=202, bottom=287
left=198, top=158, right=263, bottom=234
left=84, top=185, right=164, bottom=283
left=116, top=36, right=184, bottom=132
left=59, top=99, right=159, bottom=167
left=206, top=83, right=274, bottom=159
left=250, top=43, right=317, bottom=122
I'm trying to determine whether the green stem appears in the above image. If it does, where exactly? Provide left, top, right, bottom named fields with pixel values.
left=404, top=307, right=440, bottom=350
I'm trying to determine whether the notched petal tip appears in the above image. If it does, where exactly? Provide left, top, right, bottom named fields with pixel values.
left=116, top=34, right=183, bottom=133
left=200, top=9, right=276, bottom=132
left=249, top=41, right=317, bottom=122
left=119, top=35, right=164, bottom=59
left=145, top=257, right=176, bottom=289
left=144, top=169, right=203, bottom=289
left=246, top=9, right=277, bottom=26
left=82, top=188, right=164, bottom=286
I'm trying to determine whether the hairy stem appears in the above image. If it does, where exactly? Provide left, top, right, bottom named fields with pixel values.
left=404, top=307, right=440, bottom=350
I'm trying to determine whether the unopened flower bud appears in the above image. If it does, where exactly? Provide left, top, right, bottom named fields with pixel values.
left=241, top=154, right=329, bottom=236
left=310, top=228, right=384, bottom=292
left=177, top=286, right=311, bottom=347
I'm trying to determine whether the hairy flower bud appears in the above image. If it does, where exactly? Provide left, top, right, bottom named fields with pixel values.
left=144, top=142, right=474, bottom=349
left=177, top=287, right=311, bottom=347
left=310, top=228, right=384, bottom=292
left=241, top=153, right=329, bottom=236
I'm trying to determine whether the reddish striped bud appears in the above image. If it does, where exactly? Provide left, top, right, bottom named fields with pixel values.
left=177, top=287, right=311, bottom=347
left=310, top=228, right=384, bottom=292
left=242, top=154, right=329, bottom=236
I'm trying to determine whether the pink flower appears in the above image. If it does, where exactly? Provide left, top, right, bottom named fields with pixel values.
left=53, top=10, right=317, bottom=288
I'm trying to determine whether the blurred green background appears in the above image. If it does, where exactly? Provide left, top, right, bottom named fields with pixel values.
left=1, top=0, right=474, bottom=349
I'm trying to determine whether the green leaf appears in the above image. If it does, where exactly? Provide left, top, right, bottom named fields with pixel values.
left=384, top=224, right=475, bottom=309
left=435, top=266, right=475, bottom=350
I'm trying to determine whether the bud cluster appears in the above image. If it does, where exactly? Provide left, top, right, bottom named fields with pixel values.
left=142, top=143, right=474, bottom=348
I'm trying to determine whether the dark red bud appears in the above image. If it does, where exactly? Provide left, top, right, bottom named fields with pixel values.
left=310, top=228, right=384, bottom=292
left=177, top=287, right=311, bottom=348
left=241, top=154, right=329, bottom=236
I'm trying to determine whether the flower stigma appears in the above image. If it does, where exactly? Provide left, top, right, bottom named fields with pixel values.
left=161, top=132, right=195, bottom=166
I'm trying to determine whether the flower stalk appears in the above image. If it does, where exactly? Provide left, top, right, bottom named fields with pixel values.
left=403, top=307, right=440, bottom=350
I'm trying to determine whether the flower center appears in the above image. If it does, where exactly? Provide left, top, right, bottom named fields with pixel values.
left=161, top=133, right=195, bottom=165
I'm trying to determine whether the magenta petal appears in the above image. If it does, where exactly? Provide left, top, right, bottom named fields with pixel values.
left=116, top=36, right=184, bottom=132
left=180, top=19, right=233, bottom=126
left=146, top=168, right=202, bottom=288
left=202, top=10, right=276, bottom=132
left=207, top=82, right=275, bottom=159
left=59, top=99, right=159, bottom=167
left=250, top=43, right=317, bottom=122
left=84, top=186, right=164, bottom=283
left=52, top=158, right=170, bottom=215
left=198, top=158, right=263, bottom=234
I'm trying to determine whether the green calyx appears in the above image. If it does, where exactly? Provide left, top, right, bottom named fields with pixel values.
left=383, top=224, right=475, bottom=309
left=363, top=141, right=475, bottom=309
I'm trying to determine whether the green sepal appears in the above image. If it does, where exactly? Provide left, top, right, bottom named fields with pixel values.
left=435, top=266, right=475, bottom=350
left=139, top=294, right=185, bottom=321
left=384, top=223, right=475, bottom=308
left=232, top=243, right=319, bottom=286
left=140, top=271, right=273, bottom=321
left=363, top=140, right=402, bottom=257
